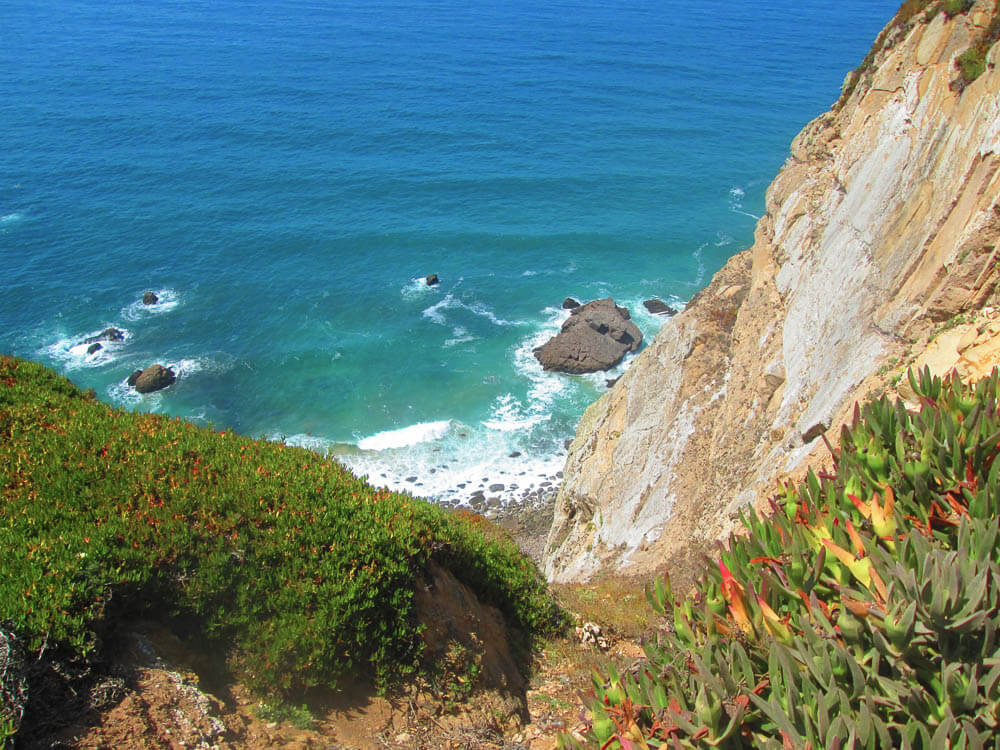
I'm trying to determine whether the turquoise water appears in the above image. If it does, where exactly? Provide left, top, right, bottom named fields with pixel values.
left=1, top=0, right=898, bottom=505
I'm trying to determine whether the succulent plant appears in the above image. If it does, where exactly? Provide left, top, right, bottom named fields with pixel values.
left=561, top=367, right=1000, bottom=749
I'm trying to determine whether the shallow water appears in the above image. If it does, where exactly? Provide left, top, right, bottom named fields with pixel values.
left=1, top=0, right=898, bottom=506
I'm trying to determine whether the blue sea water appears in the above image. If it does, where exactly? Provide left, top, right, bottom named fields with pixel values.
left=1, top=0, right=898, bottom=506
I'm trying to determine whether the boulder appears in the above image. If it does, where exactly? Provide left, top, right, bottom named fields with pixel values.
left=131, top=364, right=176, bottom=394
left=142, top=291, right=159, bottom=305
left=127, top=370, right=142, bottom=387
left=87, top=343, right=103, bottom=355
left=84, top=328, right=125, bottom=345
left=425, top=274, right=440, bottom=286
left=642, top=299, right=677, bottom=316
left=562, top=297, right=581, bottom=310
left=533, top=298, right=642, bottom=374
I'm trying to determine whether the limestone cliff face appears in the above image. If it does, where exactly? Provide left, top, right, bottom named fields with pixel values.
left=543, top=2, right=1000, bottom=583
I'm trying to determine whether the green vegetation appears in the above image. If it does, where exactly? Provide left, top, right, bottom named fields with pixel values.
left=256, top=700, right=315, bottom=729
left=564, top=367, right=1000, bottom=748
left=839, top=0, right=997, bottom=106
left=953, top=1, right=1000, bottom=89
left=925, top=0, right=975, bottom=21
left=0, top=356, right=564, bottom=728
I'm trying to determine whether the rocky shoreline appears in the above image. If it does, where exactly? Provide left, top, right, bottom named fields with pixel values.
left=438, top=473, right=561, bottom=564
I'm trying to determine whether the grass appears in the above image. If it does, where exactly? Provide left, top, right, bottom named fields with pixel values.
left=0, top=355, right=566, bottom=733
left=553, top=577, right=653, bottom=640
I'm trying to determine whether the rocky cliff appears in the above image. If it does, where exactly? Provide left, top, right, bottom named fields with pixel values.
left=543, top=0, right=1000, bottom=582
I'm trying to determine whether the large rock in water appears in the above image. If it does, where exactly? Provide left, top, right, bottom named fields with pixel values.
left=131, top=364, right=176, bottom=394
left=533, top=298, right=642, bottom=374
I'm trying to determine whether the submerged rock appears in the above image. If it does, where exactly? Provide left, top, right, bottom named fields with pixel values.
left=131, top=364, right=176, bottom=394
left=642, top=299, right=677, bottom=316
left=143, top=291, right=159, bottom=305
left=84, top=328, right=125, bottom=345
left=425, top=274, right=440, bottom=286
left=533, top=298, right=642, bottom=374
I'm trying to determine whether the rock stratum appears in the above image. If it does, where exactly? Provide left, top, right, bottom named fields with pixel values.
left=543, top=2, right=1000, bottom=582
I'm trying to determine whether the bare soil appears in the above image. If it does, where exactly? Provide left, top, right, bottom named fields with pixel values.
left=21, top=500, right=670, bottom=750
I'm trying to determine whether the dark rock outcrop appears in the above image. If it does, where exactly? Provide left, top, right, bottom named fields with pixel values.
left=533, top=298, right=642, bottom=374
left=643, top=299, right=677, bottom=316
left=87, top=343, right=102, bottom=355
left=562, top=298, right=581, bottom=310
left=131, top=364, right=176, bottom=394
left=425, top=274, right=440, bottom=286
left=143, top=291, right=159, bottom=305
left=84, top=328, right=124, bottom=345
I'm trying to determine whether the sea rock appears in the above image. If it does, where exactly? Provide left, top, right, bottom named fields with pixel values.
left=533, top=298, right=642, bottom=374
left=801, top=422, right=828, bottom=444
left=425, top=274, right=440, bottom=286
left=562, top=297, right=581, bottom=310
left=131, top=364, right=176, bottom=394
left=643, top=299, right=677, bottom=316
left=87, top=343, right=103, bottom=355
left=142, top=291, right=159, bottom=305
left=84, top=328, right=125, bottom=345
left=127, top=370, right=142, bottom=387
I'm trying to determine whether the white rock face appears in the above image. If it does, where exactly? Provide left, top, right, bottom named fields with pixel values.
left=543, top=2, right=1000, bottom=582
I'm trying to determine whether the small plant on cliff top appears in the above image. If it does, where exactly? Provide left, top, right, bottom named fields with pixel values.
left=563, top=366, right=1000, bottom=748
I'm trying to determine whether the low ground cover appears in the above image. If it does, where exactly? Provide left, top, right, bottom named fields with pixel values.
left=567, top=367, right=1000, bottom=748
left=0, top=356, right=564, bottom=744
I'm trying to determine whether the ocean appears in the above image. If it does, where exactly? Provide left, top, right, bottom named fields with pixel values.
left=1, top=0, right=898, bottom=509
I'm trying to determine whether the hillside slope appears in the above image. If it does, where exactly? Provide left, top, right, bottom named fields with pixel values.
left=544, top=0, right=1000, bottom=582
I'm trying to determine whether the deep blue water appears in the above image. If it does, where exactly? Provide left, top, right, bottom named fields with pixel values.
left=1, top=0, right=898, bottom=505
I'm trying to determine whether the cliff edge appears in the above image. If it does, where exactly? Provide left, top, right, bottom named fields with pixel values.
left=544, top=0, right=1000, bottom=582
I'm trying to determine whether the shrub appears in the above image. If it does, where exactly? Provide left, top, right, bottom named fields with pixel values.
left=951, top=0, right=1000, bottom=90
left=563, top=367, right=1000, bottom=748
left=0, top=356, right=564, bottom=708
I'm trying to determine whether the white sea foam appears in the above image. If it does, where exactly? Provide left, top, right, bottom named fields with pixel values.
left=511, top=306, right=572, bottom=404
left=482, top=393, right=549, bottom=432
left=728, top=184, right=760, bottom=221
left=358, top=420, right=452, bottom=451
left=401, top=276, right=441, bottom=300
left=692, top=243, right=707, bottom=287
left=336, top=421, right=568, bottom=510
left=422, top=294, right=521, bottom=328
left=444, top=326, right=477, bottom=347
left=121, top=288, right=180, bottom=320
left=280, top=432, right=337, bottom=454
left=43, top=326, right=133, bottom=370
left=626, top=294, right=685, bottom=336
left=0, top=212, right=24, bottom=225
left=107, top=380, right=147, bottom=408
